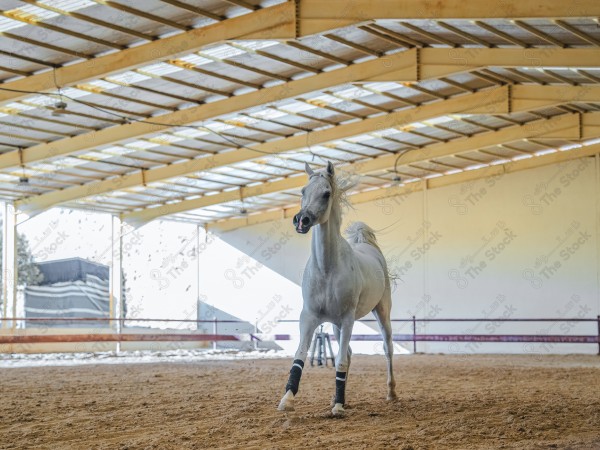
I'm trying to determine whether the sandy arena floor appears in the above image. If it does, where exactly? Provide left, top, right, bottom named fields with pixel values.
left=1, top=354, right=599, bottom=450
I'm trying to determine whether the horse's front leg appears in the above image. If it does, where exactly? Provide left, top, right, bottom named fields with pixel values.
left=278, top=310, right=320, bottom=412
left=332, top=316, right=355, bottom=416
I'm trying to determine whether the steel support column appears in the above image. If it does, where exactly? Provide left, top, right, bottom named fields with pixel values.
left=1, top=202, right=17, bottom=330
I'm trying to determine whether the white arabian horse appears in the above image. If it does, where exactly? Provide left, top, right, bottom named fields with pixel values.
left=278, top=161, right=396, bottom=416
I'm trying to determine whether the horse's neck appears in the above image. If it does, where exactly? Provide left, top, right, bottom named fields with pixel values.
left=310, top=204, right=345, bottom=272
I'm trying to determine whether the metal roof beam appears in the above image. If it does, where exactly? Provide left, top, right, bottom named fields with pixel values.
left=0, top=2, right=296, bottom=106
left=353, top=48, right=600, bottom=82
left=352, top=142, right=600, bottom=206
left=0, top=48, right=424, bottom=170
left=2, top=1, right=600, bottom=106
left=209, top=141, right=600, bottom=232
left=120, top=112, right=599, bottom=226
left=416, top=48, right=600, bottom=81
left=298, top=0, right=600, bottom=35
left=511, top=85, right=600, bottom=111
left=5, top=47, right=600, bottom=173
left=16, top=86, right=505, bottom=216
left=16, top=87, right=600, bottom=216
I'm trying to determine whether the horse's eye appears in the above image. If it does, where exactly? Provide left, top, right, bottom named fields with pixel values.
left=323, top=191, right=331, bottom=199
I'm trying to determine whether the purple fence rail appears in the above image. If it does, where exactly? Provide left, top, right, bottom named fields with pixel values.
left=0, top=316, right=598, bottom=354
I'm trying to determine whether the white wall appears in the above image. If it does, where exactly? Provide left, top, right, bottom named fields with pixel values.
left=206, top=154, right=600, bottom=354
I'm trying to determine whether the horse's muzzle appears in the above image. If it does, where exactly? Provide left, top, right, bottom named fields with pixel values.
left=293, top=212, right=313, bottom=234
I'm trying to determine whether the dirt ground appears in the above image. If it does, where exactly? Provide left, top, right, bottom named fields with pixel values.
left=1, top=354, right=599, bottom=450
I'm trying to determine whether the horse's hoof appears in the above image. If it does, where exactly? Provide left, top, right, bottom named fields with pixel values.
left=278, top=402, right=295, bottom=412
left=331, top=403, right=345, bottom=417
left=387, top=392, right=398, bottom=402
left=331, top=396, right=349, bottom=408
left=278, top=390, right=295, bottom=412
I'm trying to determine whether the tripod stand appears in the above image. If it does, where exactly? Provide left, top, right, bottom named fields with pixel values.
left=309, top=325, right=336, bottom=367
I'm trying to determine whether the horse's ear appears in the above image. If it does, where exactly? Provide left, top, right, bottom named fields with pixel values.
left=305, top=162, right=314, bottom=176
left=326, top=161, right=335, bottom=176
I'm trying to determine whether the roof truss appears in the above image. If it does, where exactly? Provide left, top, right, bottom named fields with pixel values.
left=119, top=112, right=600, bottom=226
left=208, top=141, right=600, bottom=232
left=14, top=85, right=600, bottom=216
left=4, top=0, right=599, bottom=106
left=4, top=48, right=599, bottom=172
left=1, top=1, right=599, bottom=229
left=0, top=2, right=296, bottom=106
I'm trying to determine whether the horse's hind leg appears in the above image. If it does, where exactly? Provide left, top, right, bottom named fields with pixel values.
left=278, top=310, right=320, bottom=412
left=373, top=295, right=397, bottom=401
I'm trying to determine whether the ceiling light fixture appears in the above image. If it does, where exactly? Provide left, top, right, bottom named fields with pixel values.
left=239, top=188, right=248, bottom=215
left=18, top=148, right=28, bottom=184
left=52, top=100, right=67, bottom=116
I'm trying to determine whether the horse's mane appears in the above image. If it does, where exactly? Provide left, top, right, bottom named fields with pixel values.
left=311, top=166, right=358, bottom=212
left=311, top=167, right=382, bottom=249
left=312, top=164, right=397, bottom=284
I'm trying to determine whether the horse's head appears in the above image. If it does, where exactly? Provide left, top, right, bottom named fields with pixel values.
left=293, top=161, right=335, bottom=234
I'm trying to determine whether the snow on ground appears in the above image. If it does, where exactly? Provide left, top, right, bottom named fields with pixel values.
left=0, top=338, right=409, bottom=368
left=0, top=348, right=294, bottom=368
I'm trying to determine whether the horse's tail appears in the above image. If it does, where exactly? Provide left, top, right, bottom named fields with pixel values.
left=345, top=221, right=381, bottom=251
left=346, top=221, right=398, bottom=289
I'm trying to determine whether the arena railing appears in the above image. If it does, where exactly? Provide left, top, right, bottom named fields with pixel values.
left=0, top=316, right=598, bottom=354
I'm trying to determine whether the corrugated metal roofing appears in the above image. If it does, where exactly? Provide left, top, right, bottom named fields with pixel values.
left=0, top=1, right=599, bottom=226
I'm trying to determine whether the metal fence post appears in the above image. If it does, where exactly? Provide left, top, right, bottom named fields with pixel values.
left=597, top=315, right=600, bottom=356
left=412, top=315, right=417, bottom=353
left=254, top=320, right=258, bottom=350
left=213, top=317, right=217, bottom=350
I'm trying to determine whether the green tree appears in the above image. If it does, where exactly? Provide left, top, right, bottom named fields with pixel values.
left=0, top=231, right=44, bottom=287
